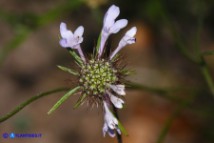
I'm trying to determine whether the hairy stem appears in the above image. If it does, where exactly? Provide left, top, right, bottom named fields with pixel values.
left=0, top=87, right=69, bottom=123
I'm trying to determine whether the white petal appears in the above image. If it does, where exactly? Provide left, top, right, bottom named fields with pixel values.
left=117, top=128, right=121, bottom=135
left=103, top=101, right=118, bottom=129
left=59, top=39, right=68, bottom=48
left=125, top=37, right=136, bottom=44
left=125, top=26, right=137, bottom=37
left=102, top=123, right=108, bottom=137
left=110, top=26, right=137, bottom=59
left=60, top=22, right=73, bottom=38
left=74, top=26, right=84, bottom=37
left=108, top=128, right=116, bottom=137
left=104, top=5, right=120, bottom=28
left=109, top=84, right=126, bottom=96
left=107, top=91, right=124, bottom=109
left=109, top=19, right=128, bottom=34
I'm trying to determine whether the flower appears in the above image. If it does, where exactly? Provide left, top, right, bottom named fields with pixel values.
left=103, top=101, right=121, bottom=137
left=59, top=22, right=86, bottom=62
left=98, top=5, right=128, bottom=58
left=50, top=4, right=137, bottom=139
left=59, top=22, right=84, bottom=49
left=109, top=84, right=126, bottom=96
left=110, top=27, right=137, bottom=60
left=107, top=91, right=124, bottom=109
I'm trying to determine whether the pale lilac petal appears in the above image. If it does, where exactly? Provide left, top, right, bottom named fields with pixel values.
left=110, top=27, right=137, bottom=59
left=107, top=91, right=124, bottom=109
left=117, top=128, right=121, bottom=135
left=104, top=5, right=120, bottom=28
left=125, top=26, right=137, bottom=37
left=103, top=122, right=116, bottom=137
left=110, top=95, right=124, bottom=109
left=74, top=26, right=84, bottom=37
left=108, top=128, right=116, bottom=137
left=60, top=22, right=73, bottom=38
left=103, top=123, right=108, bottom=137
left=126, top=37, right=136, bottom=44
left=59, top=39, right=68, bottom=48
left=103, top=101, right=121, bottom=137
left=103, top=101, right=118, bottom=129
left=109, top=19, right=128, bottom=34
left=109, top=84, right=126, bottom=96
left=123, top=27, right=137, bottom=44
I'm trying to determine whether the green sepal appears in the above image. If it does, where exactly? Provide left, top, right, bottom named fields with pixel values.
left=68, top=49, right=83, bottom=65
left=118, top=120, right=128, bottom=136
left=73, top=93, right=88, bottom=109
left=95, top=32, right=102, bottom=55
left=48, top=86, right=80, bottom=114
left=57, top=65, right=79, bottom=76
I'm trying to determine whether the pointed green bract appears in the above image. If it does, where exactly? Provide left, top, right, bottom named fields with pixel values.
left=73, top=93, right=88, bottom=109
left=57, top=65, right=79, bottom=76
left=95, top=32, right=101, bottom=55
left=48, top=86, right=80, bottom=114
left=118, top=120, right=128, bottom=136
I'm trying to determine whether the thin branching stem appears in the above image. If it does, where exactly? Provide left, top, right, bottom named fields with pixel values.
left=156, top=100, right=189, bottom=143
left=194, top=0, right=214, bottom=98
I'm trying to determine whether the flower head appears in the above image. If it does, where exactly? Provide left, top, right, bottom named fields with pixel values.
left=50, top=4, right=137, bottom=139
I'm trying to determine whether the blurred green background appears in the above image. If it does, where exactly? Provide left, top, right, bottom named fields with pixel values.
left=0, top=0, right=214, bottom=143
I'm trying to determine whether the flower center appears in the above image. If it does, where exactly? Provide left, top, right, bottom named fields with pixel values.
left=79, top=59, right=118, bottom=96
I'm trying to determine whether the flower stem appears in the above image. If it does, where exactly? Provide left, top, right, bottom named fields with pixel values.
left=76, top=46, right=86, bottom=63
left=113, top=105, right=123, bottom=143
left=0, top=87, right=69, bottom=123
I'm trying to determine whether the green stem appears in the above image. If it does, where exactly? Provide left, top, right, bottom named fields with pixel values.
left=156, top=106, right=181, bottom=143
left=200, top=61, right=214, bottom=96
left=113, top=105, right=123, bottom=143
left=0, top=87, right=69, bottom=123
left=126, top=81, right=186, bottom=103
left=157, top=100, right=189, bottom=143
left=194, top=0, right=214, bottom=98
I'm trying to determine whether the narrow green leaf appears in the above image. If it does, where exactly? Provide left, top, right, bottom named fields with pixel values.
left=73, top=94, right=88, bottom=109
left=118, top=120, right=128, bottom=136
left=95, top=32, right=102, bottom=55
left=48, top=86, right=80, bottom=114
left=57, top=65, right=79, bottom=76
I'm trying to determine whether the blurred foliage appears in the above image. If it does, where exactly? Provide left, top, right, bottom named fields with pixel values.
left=0, top=0, right=83, bottom=65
